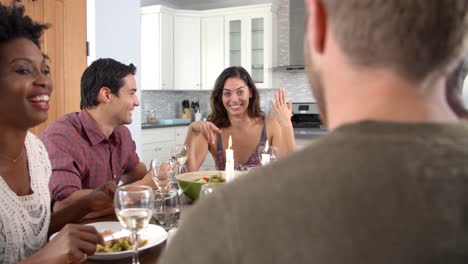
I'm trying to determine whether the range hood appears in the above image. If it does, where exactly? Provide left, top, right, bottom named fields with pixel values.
left=274, top=0, right=305, bottom=71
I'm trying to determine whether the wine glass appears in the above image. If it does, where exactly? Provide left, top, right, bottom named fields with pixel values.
left=199, top=183, right=224, bottom=199
left=170, top=144, right=189, bottom=176
left=114, top=185, right=154, bottom=264
left=258, top=145, right=280, bottom=165
left=150, top=159, right=174, bottom=192
left=269, top=146, right=280, bottom=163
left=153, top=188, right=181, bottom=231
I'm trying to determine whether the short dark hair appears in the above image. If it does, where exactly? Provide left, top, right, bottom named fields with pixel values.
left=208, top=66, right=263, bottom=128
left=322, top=0, right=468, bottom=82
left=80, top=58, right=136, bottom=109
left=0, top=3, right=48, bottom=48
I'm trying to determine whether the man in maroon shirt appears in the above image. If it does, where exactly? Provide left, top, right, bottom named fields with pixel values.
left=41, top=58, right=154, bottom=218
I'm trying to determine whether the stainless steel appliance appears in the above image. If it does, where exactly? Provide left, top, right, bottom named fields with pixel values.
left=291, top=102, right=326, bottom=149
left=291, top=102, right=322, bottom=128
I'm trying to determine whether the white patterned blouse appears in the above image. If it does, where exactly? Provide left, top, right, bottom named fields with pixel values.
left=0, top=132, right=51, bottom=264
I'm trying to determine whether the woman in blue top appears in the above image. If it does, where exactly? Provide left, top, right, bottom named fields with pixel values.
left=185, top=66, right=296, bottom=171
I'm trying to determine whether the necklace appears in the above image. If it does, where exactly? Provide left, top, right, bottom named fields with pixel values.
left=0, top=148, right=25, bottom=163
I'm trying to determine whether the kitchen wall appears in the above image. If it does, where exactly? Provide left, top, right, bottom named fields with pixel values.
left=141, top=0, right=315, bottom=121
left=87, top=0, right=143, bottom=156
left=141, top=89, right=279, bottom=121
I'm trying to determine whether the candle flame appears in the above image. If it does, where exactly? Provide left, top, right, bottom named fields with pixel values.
left=265, top=140, right=269, bottom=152
left=228, top=135, right=232, bottom=149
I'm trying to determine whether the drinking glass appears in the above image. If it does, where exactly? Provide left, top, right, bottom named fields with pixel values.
left=258, top=145, right=280, bottom=165
left=153, top=189, right=181, bottom=231
left=170, top=144, right=189, bottom=176
left=114, top=185, right=154, bottom=264
left=199, top=183, right=224, bottom=199
left=150, top=159, right=174, bottom=192
left=269, top=146, right=280, bottom=163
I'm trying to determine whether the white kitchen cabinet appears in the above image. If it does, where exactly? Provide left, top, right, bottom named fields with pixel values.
left=175, top=126, right=189, bottom=145
left=224, top=6, right=278, bottom=89
left=174, top=15, right=201, bottom=90
left=142, top=125, right=218, bottom=171
left=141, top=127, right=174, bottom=167
left=141, top=6, right=173, bottom=90
left=141, top=4, right=277, bottom=91
left=201, top=16, right=225, bottom=90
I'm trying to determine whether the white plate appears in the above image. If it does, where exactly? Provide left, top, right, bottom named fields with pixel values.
left=51, top=221, right=167, bottom=260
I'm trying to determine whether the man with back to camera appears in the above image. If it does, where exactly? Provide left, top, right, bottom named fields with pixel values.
left=159, top=0, right=468, bottom=263
left=41, top=58, right=154, bottom=218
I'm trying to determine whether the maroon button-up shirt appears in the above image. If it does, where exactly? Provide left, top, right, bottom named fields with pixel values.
left=41, top=109, right=140, bottom=204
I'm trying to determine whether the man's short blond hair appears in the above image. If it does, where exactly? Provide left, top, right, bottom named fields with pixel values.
left=323, top=0, right=468, bottom=82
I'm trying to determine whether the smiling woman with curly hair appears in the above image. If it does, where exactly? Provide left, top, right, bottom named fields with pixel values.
left=0, top=3, right=106, bottom=264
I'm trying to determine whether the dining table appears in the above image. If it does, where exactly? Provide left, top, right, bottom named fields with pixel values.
left=80, top=194, right=193, bottom=264
left=80, top=214, right=166, bottom=264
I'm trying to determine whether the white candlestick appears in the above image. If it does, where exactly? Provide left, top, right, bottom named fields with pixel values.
left=261, top=153, right=270, bottom=166
left=261, top=139, right=270, bottom=166
left=225, top=135, right=234, bottom=183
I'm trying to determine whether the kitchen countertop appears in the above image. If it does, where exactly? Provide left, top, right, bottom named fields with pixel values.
left=142, top=122, right=191, bottom=129
left=293, top=127, right=328, bottom=139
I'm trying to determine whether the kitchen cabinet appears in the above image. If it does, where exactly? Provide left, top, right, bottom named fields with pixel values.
left=0, top=0, right=86, bottom=135
left=173, top=15, right=201, bottom=90
left=201, top=16, right=225, bottom=90
left=140, top=4, right=278, bottom=91
left=142, top=126, right=216, bottom=170
left=225, top=5, right=278, bottom=89
left=141, top=6, right=174, bottom=90
left=142, top=126, right=189, bottom=168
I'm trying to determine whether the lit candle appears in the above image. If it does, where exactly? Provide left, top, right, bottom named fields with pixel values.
left=225, top=135, right=235, bottom=182
left=261, top=140, right=271, bottom=166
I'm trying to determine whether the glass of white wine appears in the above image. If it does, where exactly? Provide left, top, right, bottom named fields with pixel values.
left=170, top=144, right=189, bottom=176
left=114, top=185, right=154, bottom=264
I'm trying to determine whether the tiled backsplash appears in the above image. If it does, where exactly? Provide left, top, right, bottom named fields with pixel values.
left=140, top=0, right=315, bottom=121
left=140, top=88, right=278, bottom=120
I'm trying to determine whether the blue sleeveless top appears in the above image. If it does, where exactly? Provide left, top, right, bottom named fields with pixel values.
left=214, top=117, right=268, bottom=170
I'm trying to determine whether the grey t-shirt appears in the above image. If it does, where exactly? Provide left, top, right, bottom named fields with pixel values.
left=160, top=121, right=468, bottom=264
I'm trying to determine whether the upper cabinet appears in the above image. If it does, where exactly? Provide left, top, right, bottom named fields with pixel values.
left=141, top=4, right=278, bottom=90
left=225, top=5, right=278, bottom=88
left=141, top=6, right=174, bottom=90
left=174, top=15, right=201, bottom=90
left=201, top=16, right=225, bottom=90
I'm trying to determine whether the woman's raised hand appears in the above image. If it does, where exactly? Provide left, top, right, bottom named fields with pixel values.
left=271, top=87, right=293, bottom=127
left=189, top=121, right=222, bottom=145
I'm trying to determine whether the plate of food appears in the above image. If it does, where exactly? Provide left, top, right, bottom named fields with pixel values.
left=176, top=170, right=244, bottom=200
left=52, top=221, right=168, bottom=260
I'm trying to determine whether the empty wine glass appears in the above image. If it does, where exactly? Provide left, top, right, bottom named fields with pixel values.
left=199, top=183, right=224, bottom=199
left=153, top=188, right=181, bottom=231
left=170, top=144, right=189, bottom=176
left=258, top=145, right=280, bottom=165
left=150, top=159, right=174, bottom=192
left=114, top=185, right=154, bottom=264
left=269, top=146, right=280, bottom=163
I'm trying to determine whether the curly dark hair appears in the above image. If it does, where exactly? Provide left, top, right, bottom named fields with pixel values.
left=80, top=58, right=137, bottom=109
left=207, top=66, right=263, bottom=128
left=0, top=3, right=48, bottom=48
